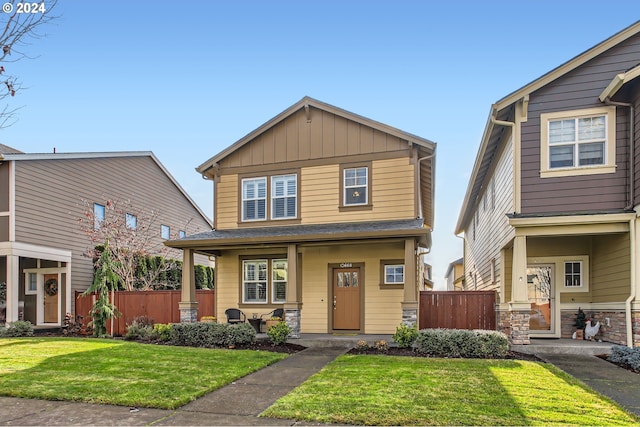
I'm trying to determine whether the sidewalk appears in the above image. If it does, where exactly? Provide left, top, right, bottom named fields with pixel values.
left=0, top=346, right=347, bottom=426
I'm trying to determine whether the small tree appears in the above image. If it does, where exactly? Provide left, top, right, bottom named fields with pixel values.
left=84, top=240, right=120, bottom=337
left=574, top=307, right=587, bottom=331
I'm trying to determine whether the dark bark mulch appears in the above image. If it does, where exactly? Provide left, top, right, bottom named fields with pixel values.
left=596, top=354, right=640, bottom=375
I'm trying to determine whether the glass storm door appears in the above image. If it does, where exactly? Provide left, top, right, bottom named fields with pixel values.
left=333, top=268, right=360, bottom=330
left=527, top=265, right=553, bottom=333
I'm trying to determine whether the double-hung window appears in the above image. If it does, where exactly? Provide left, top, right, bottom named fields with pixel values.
left=242, top=178, right=267, bottom=221
left=271, top=175, right=297, bottom=220
left=564, top=261, right=582, bottom=287
left=242, top=258, right=287, bottom=303
left=94, top=203, right=105, bottom=229
left=344, top=166, right=368, bottom=205
left=540, top=107, right=616, bottom=178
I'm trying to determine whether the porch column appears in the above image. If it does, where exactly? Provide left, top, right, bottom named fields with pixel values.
left=401, top=238, right=418, bottom=327
left=510, top=235, right=530, bottom=344
left=179, top=248, right=198, bottom=323
left=284, top=243, right=301, bottom=338
left=5, top=255, right=19, bottom=323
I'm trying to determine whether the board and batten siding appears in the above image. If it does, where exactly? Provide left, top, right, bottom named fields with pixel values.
left=218, top=108, right=410, bottom=169
left=464, top=137, right=515, bottom=293
left=520, top=33, right=640, bottom=214
left=214, top=157, right=415, bottom=229
left=13, top=156, right=211, bottom=293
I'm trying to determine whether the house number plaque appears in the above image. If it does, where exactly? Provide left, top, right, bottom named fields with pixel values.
left=340, top=263, right=352, bottom=268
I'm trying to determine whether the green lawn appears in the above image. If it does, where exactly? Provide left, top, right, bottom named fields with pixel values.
left=262, top=354, right=639, bottom=426
left=0, top=337, right=287, bottom=409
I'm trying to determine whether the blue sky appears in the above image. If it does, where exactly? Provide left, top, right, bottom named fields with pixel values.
left=1, top=1, right=639, bottom=288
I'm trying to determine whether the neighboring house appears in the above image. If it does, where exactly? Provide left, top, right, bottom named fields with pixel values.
left=421, top=262, right=434, bottom=291
left=0, top=147, right=212, bottom=327
left=456, top=21, right=640, bottom=347
left=444, top=257, right=464, bottom=291
left=167, top=97, right=436, bottom=337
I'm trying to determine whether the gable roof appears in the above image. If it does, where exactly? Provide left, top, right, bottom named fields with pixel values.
left=0, top=144, right=23, bottom=155
left=196, top=96, right=436, bottom=175
left=455, top=20, right=640, bottom=234
left=1, top=150, right=212, bottom=227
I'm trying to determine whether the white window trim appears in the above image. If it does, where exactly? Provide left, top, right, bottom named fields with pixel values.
left=93, top=203, right=105, bottom=230
left=24, top=272, right=38, bottom=295
left=540, top=106, right=616, bottom=178
left=384, top=264, right=405, bottom=285
left=271, top=258, right=287, bottom=303
left=241, top=177, right=267, bottom=222
left=242, top=259, right=268, bottom=304
left=161, top=224, right=170, bottom=240
left=270, top=175, right=297, bottom=220
left=343, top=166, right=368, bottom=206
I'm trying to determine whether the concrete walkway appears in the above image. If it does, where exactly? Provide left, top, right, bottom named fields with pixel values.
left=0, top=346, right=347, bottom=426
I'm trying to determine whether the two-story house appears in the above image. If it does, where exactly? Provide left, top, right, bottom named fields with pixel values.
left=167, top=97, right=435, bottom=337
left=0, top=146, right=212, bottom=327
left=444, top=258, right=464, bottom=291
left=456, top=21, right=640, bottom=347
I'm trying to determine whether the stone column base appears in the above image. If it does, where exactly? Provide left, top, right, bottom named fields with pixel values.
left=284, top=308, right=301, bottom=338
left=401, top=307, right=418, bottom=328
left=178, top=301, right=198, bottom=323
left=509, top=309, right=530, bottom=345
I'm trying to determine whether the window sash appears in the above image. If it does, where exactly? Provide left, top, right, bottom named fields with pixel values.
left=94, top=203, right=105, bottom=229
left=271, top=175, right=297, bottom=219
left=384, top=264, right=404, bottom=284
left=126, top=213, right=137, bottom=230
left=548, top=115, right=606, bottom=169
left=161, top=225, right=170, bottom=239
left=344, top=167, right=368, bottom=205
left=242, top=178, right=267, bottom=221
left=564, top=261, right=582, bottom=287
left=243, top=260, right=268, bottom=303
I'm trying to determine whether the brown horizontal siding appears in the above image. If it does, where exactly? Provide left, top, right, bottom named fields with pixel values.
left=520, top=33, right=640, bottom=215
left=14, top=156, right=211, bottom=295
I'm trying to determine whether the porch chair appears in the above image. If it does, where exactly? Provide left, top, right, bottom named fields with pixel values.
left=225, top=308, right=246, bottom=324
left=261, top=308, right=284, bottom=321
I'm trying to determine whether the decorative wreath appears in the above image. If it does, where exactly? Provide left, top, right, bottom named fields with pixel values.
left=45, top=278, right=58, bottom=296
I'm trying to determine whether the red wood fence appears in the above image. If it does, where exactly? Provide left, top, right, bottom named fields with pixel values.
left=75, top=290, right=215, bottom=336
left=419, top=291, right=496, bottom=330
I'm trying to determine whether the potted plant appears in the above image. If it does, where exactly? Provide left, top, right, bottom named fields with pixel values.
left=201, top=316, right=216, bottom=323
left=573, top=307, right=586, bottom=340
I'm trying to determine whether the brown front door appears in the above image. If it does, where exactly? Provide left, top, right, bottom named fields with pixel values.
left=333, top=268, right=360, bottom=330
left=43, top=274, right=59, bottom=323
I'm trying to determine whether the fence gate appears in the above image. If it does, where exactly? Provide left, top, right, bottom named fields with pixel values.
left=419, top=291, right=496, bottom=330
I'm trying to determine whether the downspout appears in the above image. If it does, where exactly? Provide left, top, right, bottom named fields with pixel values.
left=603, top=97, right=635, bottom=347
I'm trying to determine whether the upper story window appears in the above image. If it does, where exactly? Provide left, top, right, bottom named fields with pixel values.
left=126, top=213, right=137, bottom=230
left=242, top=177, right=267, bottom=221
left=161, top=224, right=170, bottom=240
left=94, top=203, right=105, bottom=229
left=344, top=166, right=368, bottom=206
left=271, top=174, right=297, bottom=220
left=540, top=106, right=616, bottom=178
left=179, top=230, right=186, bottom=239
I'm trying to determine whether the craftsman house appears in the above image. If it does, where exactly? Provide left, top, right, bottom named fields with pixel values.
left=167, top=97, right=435, bottom=337
left=456, top=21, right=640, bottom=347
left=0, top=147, right=212, bottom=327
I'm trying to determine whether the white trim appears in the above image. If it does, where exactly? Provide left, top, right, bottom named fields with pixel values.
left=526, top=263, right=558, bottom=338
left=8, top=160, right=14, bottom=242
left=0, top=241, right=72, bottom=261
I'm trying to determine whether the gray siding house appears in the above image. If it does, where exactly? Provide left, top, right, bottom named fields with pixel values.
left=457, top=21, right=640, bottom=347
left=0, top=146, right=212, bottom=327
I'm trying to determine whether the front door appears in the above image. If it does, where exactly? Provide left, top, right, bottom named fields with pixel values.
left=43, top=274, right=59, bottom=323
left=333, top=268, right=360, bottom=330
left=527, top=265, right=553, bottom=334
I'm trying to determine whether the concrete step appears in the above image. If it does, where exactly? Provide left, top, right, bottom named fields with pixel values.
left=512, top=338, right=615, bottom=356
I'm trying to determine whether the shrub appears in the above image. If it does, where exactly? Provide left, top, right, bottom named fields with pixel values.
left=392, top=324, right=419, bottom=348
left=267, top=321, right=291, bottom=345
left=355, top=340, right=370, bottom=351
left=374, top=340, right=389, bottom=352
left=414, top=329, right=509, bottom=358
left=151, top=323, right=172, bottom=342
left=609, top=345, right=640, bottom=371
left=125, top=318, right=154, bottom=341
left=0, top=320, right=34, bottom=337
left=170, top=322, right=256, bottom=348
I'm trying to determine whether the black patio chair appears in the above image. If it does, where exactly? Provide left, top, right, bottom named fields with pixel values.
left=261, top=308, right=284, bottom=321
left=225, top=308, right=246, bottom=324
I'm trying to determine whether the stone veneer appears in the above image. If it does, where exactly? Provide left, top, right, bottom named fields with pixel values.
left=509, top=310, right=530, bottom=345
left=285, top=308, right=301, bottom=338
left=402, top=307, right=418, bottom=328
left=179, top=307, right=198, bottom=323
left=561, top=309, right=640, bottom=347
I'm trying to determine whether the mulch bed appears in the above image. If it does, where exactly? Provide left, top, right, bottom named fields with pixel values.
left=596, top=354, right=640, bottom=375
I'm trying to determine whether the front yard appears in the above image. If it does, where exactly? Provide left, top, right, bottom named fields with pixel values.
left=262, top=354, right=639, bottom=426
left=0, top=337, right=286, bottom=409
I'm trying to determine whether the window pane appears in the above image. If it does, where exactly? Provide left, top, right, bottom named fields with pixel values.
left=126, top=213, right=137, bottom=230
left=94, top=203, right=105, bottom=229
left=549, top=119, right=575, bottom=143
left=272, top=175, right=296, bottom=219
left=550, top=145, right=574, bottom=168
left=337, top=272, right=344, bottom=287
left=352, top=272, right=358, bottom=287
left=161, top=225, right=170, bottom=239
left=578, top=116, right=605, bottom=141
left=273, top=282, right=286, bottom=302
left=578, top=142, right=604, bottom=166
left=242, top=178, right=267, bottom=221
